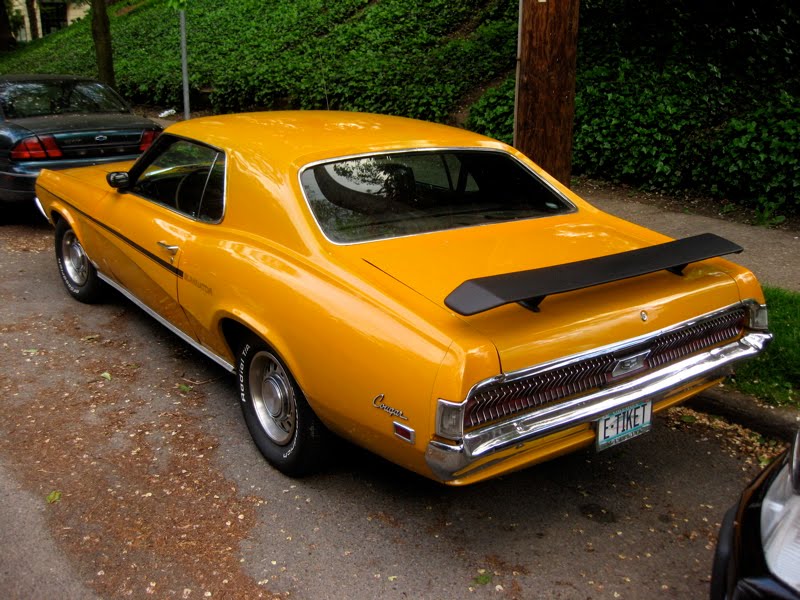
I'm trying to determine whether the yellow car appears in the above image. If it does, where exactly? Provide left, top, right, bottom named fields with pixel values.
left=35, top=111, right=772, bottom=485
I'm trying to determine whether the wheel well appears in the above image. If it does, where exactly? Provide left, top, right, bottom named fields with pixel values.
left=220, top=318, right=260, bottom=359
left=50, top=211, right=63, bottom=225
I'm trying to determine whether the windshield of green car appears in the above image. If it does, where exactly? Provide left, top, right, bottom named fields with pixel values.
left=299, top=149, right=575, bottom=243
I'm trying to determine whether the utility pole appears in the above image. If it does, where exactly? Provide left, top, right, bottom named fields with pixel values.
left=514, top=0, right=580, bottom=187
left=90, top=0, right=116, bottom=88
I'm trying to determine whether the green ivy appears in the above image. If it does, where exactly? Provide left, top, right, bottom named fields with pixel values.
left=0, top=0, right=516, bottom=121
left=1, top=0, right=797, bottom=217
left=466, top=1, right=800, bottom=217
left=465, top=75, right=515, bottom=145
left=709, top=94, right=800, bottom=222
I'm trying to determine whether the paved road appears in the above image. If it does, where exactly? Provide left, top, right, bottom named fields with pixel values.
left=580, top=189, right=800, bottom=293
left=0, top=208, right=769, bottom=599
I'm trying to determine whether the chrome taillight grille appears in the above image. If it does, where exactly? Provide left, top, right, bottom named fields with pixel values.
left=647, top=310, right=745, bottom=368
left=464, top=307, right=747, bottom=429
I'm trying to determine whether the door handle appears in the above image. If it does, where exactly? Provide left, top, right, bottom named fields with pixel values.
left=157, top=241, right=180, bottom=255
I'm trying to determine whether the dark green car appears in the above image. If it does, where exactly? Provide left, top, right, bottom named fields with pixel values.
left=0, top=74, right=161, bottom=205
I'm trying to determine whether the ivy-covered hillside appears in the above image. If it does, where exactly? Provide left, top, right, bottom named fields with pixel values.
left=1, top=0, right=517, bottom=120
left=1, top=0, right=798, bottom=218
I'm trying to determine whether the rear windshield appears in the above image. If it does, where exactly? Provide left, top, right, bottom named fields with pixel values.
left=0, top=80, right=129, bottom=119
left=300, top=150, right=574, bottom=243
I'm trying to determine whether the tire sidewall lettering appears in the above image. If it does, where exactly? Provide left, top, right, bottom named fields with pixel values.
left=238, top=341, right=300, bottom=461
left=57, top=256, right=81, bottom=295
left=282, top=408, right=299, bottom=459
left=238, top=343, right=250, bottom=404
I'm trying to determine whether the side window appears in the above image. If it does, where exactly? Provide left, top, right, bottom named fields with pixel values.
left=197, top=156, right=225, bottom=222
left=442, top=154, right=479, bottom=192
left=131, top=136, right=225, bottom=221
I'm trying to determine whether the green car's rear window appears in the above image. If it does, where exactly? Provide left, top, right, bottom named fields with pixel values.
left=300, top=150, right=574, bottom=243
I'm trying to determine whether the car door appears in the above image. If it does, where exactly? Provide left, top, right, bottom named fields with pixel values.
left=94, top=135, right=223, bottom=338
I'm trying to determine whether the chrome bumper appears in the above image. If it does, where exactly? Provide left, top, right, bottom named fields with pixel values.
left=425, top=331, right=772, bottom=482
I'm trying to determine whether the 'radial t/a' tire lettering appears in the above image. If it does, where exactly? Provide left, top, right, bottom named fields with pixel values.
left=237, top=338, right=328, bottom=476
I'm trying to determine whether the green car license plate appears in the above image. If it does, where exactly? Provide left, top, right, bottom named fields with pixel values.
left=596, top=401, right=652, bottom=450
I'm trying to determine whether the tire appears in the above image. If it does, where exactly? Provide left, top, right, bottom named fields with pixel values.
left=54, top=219, right=104, bottom=303
left=237, top=338, right=328, bottom=476
left=709, top=506, right=736, bottom=600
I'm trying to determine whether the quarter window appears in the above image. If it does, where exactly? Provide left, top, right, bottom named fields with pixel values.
left=130, top=136, right=225, bottom=222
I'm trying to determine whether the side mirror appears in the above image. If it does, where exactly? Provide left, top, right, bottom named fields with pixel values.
left=106, top=171, right=130, bottom=191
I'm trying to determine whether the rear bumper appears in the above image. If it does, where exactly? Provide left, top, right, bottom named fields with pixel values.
left=426, top=331, right=772, bottom=482
left=0, top=169, right=37, bottom=203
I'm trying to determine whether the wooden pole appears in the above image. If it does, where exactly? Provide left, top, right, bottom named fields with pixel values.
left=514, top=0, right=580, bottom=187
left=90, top=0, right=116, bottom=89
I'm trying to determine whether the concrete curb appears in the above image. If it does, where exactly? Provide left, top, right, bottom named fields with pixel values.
left=688, top=386, right=800, bottom=441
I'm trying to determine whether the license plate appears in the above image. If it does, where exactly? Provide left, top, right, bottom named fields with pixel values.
left=596, top=401, right=652, bottom=450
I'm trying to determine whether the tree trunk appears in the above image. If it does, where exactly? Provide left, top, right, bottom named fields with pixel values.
left=0, top=1, right=15, bottom=50
left=25, top=0, right=39, bottom=39
left=90, top=0, right=116, bottom=88
left=515, top=0, right=580, bottom=187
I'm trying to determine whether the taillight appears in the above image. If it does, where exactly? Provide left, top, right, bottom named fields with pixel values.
left=10, top=135, right=63, bottom=160
left=139, top=129, right=159, bottom=152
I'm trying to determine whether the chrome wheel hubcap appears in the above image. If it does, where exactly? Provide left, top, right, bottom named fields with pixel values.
left=249, top=351, right=296, bottom=446
left=62, top=230, right=88, bottom=286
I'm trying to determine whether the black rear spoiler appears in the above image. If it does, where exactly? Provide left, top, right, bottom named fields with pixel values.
left=444, top=233, right=743, bottom=316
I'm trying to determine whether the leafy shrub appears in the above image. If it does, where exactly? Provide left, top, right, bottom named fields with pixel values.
left=0, top=0, right=517, bottom=122
left=467, top=1, right=800, bottom=217
left=573, top=61, right=739, bottom=188
left=465, top=75, right=514, bottom=144
left=709, top=94, right=800, bottom=222
left=1, top=0, right=797, bottom=217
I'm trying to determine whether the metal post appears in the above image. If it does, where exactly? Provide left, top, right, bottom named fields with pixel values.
left=180, top=10, right=190, bottom=120
left=513, top=0, right=523, bottom=148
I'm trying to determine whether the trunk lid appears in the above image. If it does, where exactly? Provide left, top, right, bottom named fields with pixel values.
left=11, top=113, right=158, bottom=160
left=354, top=213, right=743, bottom=373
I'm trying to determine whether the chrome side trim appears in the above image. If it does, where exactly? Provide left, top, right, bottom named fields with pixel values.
left=33, top=196, right=49, bottom=221
left=0, top=169, right=37, bottom=178
left=97, top=272, right=235, bottom=373
left=425, top=331, right=772, bottom=482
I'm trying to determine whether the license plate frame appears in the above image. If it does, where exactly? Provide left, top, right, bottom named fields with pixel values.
left=596, top=401, right=653, bottom=450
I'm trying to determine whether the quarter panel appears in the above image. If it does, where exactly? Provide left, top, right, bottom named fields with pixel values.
left=177, top=229, right=467, bottom=476
left=36, top=168, right=115, bottom=263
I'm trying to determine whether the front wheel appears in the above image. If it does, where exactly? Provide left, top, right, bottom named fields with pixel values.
left=54, top=219, right=104, bottom=303
left=237, top=339, right=328, bottom=476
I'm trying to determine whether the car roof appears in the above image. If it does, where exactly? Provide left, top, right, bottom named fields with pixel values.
left=0, top=74, right=98, bottom=83
left=164, top=111, right=505, bottom=169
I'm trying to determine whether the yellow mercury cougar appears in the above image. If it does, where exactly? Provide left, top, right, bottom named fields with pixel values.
left=35, top=112, right=772, bottom=485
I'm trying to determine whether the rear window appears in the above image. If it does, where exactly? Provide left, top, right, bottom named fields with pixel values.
left=0, top=80, right=129, bottom=119
left=300, top=150, right=574, bottom=243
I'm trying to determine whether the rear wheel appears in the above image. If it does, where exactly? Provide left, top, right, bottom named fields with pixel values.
left=54, top=219, right=103, bottom=303
left=237, top=338, right=328, bottom=476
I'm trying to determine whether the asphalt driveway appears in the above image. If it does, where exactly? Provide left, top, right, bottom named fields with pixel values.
left=1, top=203, right=785, bottom=599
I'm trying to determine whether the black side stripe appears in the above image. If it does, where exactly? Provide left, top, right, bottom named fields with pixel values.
left=43, top=187, right=184, bottom=278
